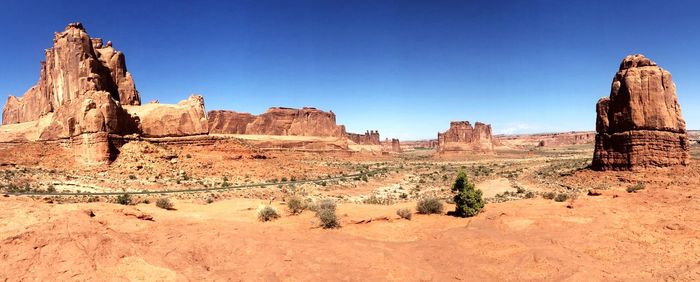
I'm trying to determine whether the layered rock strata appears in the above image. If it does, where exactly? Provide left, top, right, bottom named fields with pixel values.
left=0, top=23, right=204, bottom=164
left=347, top=130, right=380, bottom=145
left=437, top=121, right=494, bottom=153
left=207, top=107, right=346, bottom=137
left=592, top=54, right=689, bottom=170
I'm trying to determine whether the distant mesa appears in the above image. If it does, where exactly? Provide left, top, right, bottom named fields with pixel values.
left=347, top=130, right=380, bottom=145
left=437, top=121, right=494, bottom=154
left=592, top=54, right=690, bottom=170
left=208, top=107, right=346, bottom=137
left=385, top=138, right=402, bottom=153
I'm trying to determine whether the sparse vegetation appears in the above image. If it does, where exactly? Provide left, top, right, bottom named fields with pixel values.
left=257, top=205, right=280, bottom=222
left=416, top=197, right=443, bottom=214
left=396, top=208, right=412, bottom=220
left=313, top=199, right=339, bottom=228
left=156, top=197, right=174, bottom=210
left=626, top=182, right=646, bottom=193
left=287, top=196, right=306, bottom=215
left=116, top=194, right=132, bottom=205
left=451, top=170, right=484, bottom=217
left=206, top=195, right=215, bottom=204
left=554, top=193, right=569, bottom=202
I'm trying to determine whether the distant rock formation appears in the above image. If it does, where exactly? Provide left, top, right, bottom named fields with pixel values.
left=493, top=131, right=595, bottom=148
left=347, top=130, right=380, bottom=145
left=437, top=121, right=493, bottom=153
left=207, top=110, right=256, bottom=134
left=382, top=138, right=402, bottom=153
left=207, top=107, right=346, bottom=137
left=124, top=95, right=208, bottom=138
left=592, top=54, right=689, bottom=170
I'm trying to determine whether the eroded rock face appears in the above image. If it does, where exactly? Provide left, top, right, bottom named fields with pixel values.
left=592, top=54, right=689, bottom=170
left=384, top=138, right=401, bottom=153
left=0, top=23, right=146, bottom=164
left=208, top=110, right=256, bottom=134
left=437, top=121, right=493, bottom=153
left=2, top=23, right=142, bottom=127
left=124, top=95, right=208, bottom=138
left=206, top=107, right=346, bottom=137
left=347, top=130, right=380, bottom=145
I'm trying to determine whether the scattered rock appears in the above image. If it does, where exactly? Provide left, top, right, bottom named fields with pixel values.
left=587, top=189, right=602, bottom=196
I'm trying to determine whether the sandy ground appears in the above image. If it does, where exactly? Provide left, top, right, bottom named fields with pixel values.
left=2, top=172, right=699, bottom=281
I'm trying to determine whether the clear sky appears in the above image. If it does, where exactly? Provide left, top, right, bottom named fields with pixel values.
left=1, top=0, right=698, bottom=140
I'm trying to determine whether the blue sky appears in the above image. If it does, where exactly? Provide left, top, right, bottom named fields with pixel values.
left=1, top=0, right=699, bottom=140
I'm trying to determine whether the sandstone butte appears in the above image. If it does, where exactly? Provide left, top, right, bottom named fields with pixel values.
left=346, top=130, right=381, bottom=145
left=593, top=54, right=690, bottom=170
left=207, top=107, right=346, bottom=137
left=0, top=23, right=364, bottom=165
left=437, top=121, right=494, bottom=153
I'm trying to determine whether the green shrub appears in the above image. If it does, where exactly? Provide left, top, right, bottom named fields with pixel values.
left=396, top=208, right=412, bottom=220
left=313, top=199, right=339, bottom=228
left=416, top=197, right=443, bottom=214
left=554, top=193, right=569, bottom=202
left=317, top=208, right=339, bottom=228
left=311, top=199, right=336, bottom=213
left=626, top=182, right=645, bottom=193
left=257, top=205, right=280, bottom=222
left=116, top=194, right=132, bottom=205
left=451, top=170, right=484, bottom=217
left=222, top=176, right=229, bottom=187
left=287, top=196, right=306, bottom=215
left=156, top=197, right=174, bottom=210
left=542, top=192, right=556, bottom=200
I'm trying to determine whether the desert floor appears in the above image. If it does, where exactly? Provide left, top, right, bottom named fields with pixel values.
left=1, top=143, right=699, bottom=281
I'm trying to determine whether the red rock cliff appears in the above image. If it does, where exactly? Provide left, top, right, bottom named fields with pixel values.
left=347, top=130, right=380, bottom=145
left=206, top=107, right=346, bottom=137
left=592, top=54, right=689, bottom=170
left=437, top=121, right=494, bottom=153
left=2, top=22, right=140, bottom=126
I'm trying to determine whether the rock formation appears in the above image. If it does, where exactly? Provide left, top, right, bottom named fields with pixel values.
left=347, top=130, right=380, bottom=145
left=208, top=110, right=256, bottom=134
left=592, top=54, right=689, bottom=170
left=0, top=23, right=204, bottom=165
left=2, top=23, right=140, bottom=126
left=206, top=107, right=346, bottom=137
left=124, top=95, right=208, bottom=138
left=0, top=23, right=380, bottom=165
left=0, top=23, right=145, bottom=164
left=382, top=138, right=402, bottom=153
left=437, top=121, right=494, bottom=153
